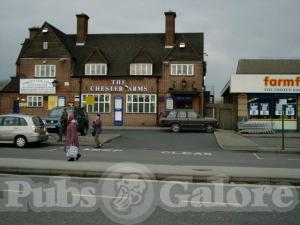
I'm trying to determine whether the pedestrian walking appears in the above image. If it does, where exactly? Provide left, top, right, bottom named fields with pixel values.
left=64, top=112, right=81, bottom=161
left=58, top=108, right=68, bottom=142
left=93, top=114, right=102, bottom=148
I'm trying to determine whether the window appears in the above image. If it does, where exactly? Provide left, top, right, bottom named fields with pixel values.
left=3, top=117, right=19, bottom=126
left=19, top=118, right=28, bottom=126
left=82, top=94, right=111, bottom=113
left=177, top=111, right=187, bottom=118
left=130, top=64, right=152, bottom=75
left=126, top=94, right=156, bottom=113
left=27, top=96, right=43, bottom=107
left=43, top=42, right=48, bottom=50
left=171, top=64, right=194, bottom=76
left=248, top=94, right=297, bottom=120
left=187, top=111, right=198, bottom=119
left=35, top=65, right=56, bottom=77
left=85, top=64, right=107, bottom=75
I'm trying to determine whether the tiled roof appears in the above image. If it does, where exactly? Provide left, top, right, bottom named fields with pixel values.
left=0, top=77, right=19, bottom=93
left=237, top=59, right=300, bottom=74
left=18, top=23, right=204, bottom=77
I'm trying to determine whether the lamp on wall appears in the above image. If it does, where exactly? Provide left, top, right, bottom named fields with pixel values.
left=52, top=79, right=59, bottom=87
left=181, top=79, right=187, bottom=88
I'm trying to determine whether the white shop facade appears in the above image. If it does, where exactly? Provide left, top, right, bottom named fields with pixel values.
left=230, top=74, right=300, bottom=131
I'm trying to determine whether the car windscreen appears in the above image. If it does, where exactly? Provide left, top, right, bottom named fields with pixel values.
left=32, top=117, right=44, bottom=126
left=48, top=108, right=62, bottom=117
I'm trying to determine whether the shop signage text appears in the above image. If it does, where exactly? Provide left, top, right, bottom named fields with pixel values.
left=90, top=80, right=148, bottom=92
left=230, top=75, right=300, bottom=93
left=20, top=79, right=56, bottom=94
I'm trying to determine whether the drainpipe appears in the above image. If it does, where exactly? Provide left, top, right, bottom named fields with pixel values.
left=79, top=76, right=82, bottom=107
left=156, top=77, right=160, bottom=126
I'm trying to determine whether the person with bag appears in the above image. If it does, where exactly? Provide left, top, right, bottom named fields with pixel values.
left=64, top=112, right=81, bottom=161
left=92, top=114, right=102, bottom=148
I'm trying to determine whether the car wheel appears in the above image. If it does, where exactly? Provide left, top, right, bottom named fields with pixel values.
left=205, top=124, right=214, bottom=133
left=171, top=123, right=181, bottom=133
left=15, top=136, right=27, bottom=148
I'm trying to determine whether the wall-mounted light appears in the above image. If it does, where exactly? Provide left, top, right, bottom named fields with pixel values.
left=52, top=79, right=59, bottom=87
left=181, top=79, right=187, bottom=88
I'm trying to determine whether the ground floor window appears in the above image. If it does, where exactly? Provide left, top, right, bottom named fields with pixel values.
left=27, top=96, right=43, bottom=107
left=82, top=94, right=111, bottom=113
left=248, top=94, right=297, bottom=120
left=126, top=94, right=156, bottom=113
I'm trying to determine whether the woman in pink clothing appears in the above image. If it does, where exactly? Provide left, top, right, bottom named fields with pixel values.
left=64, top=113, right=81, bottom=161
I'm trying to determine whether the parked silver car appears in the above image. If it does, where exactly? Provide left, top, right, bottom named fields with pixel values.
left=0, top=114, right=48, bottom=147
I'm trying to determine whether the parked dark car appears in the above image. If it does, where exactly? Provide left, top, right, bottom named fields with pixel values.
left=159, top=109, right=218, bottom=133
left=42, top=107, right=89, bottom=136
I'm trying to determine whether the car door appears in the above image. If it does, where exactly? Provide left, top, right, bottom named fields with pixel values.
left=187, top=110, right=202, bottom=129
left=1, top=117, right=19, bottom=142
left=176, top=110, right=188, bottom=128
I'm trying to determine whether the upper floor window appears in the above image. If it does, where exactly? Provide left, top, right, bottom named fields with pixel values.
left=171, top=64, right=194, bottom=76
left=130, top=63, right=152, bottom=75
left=35, top=65, right=56, bottom=77
left=85, top=63, right=107, bottom=75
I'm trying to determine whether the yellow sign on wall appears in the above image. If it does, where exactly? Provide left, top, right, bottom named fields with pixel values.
left=86, top=95, right=95, bottom=105
left=48, top=96, right=58, bottom=109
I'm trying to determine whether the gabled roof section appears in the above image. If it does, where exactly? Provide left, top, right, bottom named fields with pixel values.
left=84, top=48, right=108, bottom=63
left=131, top=47, right=153, bottom=63
left=17, top=22, right=73, bottom=61
left=237, top=59, right=300, bottom=74
left=164, top=35, right=203, bottom=62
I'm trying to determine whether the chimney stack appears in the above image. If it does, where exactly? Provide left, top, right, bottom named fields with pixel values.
left=29, top=27, right=40, bottom=40
left=164, top=11, right=176, bottom=48
left=76, top=13, right=89, bottom=45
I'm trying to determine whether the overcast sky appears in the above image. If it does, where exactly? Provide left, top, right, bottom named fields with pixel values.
left=1, top=0, right=300, bottom=97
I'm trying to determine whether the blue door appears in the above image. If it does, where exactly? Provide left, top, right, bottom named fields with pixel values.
left=114, top=96, right=123, bottom=126
left=13, top=100, right=19, bottom=113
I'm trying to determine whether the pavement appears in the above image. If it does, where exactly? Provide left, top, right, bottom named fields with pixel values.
left=0, top=127, right=299, bottom=184
left=214, top=129, right=300, bottom=152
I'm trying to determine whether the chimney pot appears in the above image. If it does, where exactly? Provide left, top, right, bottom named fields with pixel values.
left=164, top=11, right=176, bottom=48
left=29, top=27, right=40, bottom=40
left=76, top=13, right=89, bottom=45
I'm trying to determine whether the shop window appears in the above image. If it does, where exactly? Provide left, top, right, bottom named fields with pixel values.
left=130, top=63, right=152, bottom=75
left=27, top=96, right=43, bottom=107
left=35, top=65, right=56, bottom=77
left=248, top=94, right=297, bottom=120
left=126, top=94, right=156, bottom=113
left=85, top=64, right=107, bottom=75
left=81, top=94, right=111, bottom=113
left=171, top=64, right=194, bottom=76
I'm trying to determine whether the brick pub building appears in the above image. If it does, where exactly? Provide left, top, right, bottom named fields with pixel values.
left=0, top=12, right=206, bottom=126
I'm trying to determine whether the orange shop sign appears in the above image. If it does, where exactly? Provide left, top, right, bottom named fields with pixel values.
left=230, top=74, right=300, bottom=93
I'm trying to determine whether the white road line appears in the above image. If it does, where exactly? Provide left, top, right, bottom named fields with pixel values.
left=72, top=194, right=126, bottom=199
left=253, top=153, right=263, bottom=160
left=0, top=189, right=125, bottom=200
left=181, top=200, right=242, bottom=207
left=288, top=158, right=300, bottom=161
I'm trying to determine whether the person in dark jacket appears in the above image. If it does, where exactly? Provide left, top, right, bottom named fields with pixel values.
left=58, top=108, right=68, bottom=142
left=93, top=114, right=102, bottom=148
left=64, top=113, right=81, bottom=161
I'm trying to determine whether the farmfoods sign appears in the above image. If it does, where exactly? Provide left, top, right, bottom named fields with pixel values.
left=230, top=75, right=300, bottom=93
